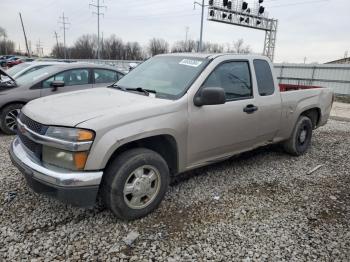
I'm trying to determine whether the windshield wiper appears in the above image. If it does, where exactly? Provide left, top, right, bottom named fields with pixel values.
left=109, top=84, right=156, bottom=96
left=126, top=87, right=157, bottom=96
left=108, top=83, right=126, bottom=91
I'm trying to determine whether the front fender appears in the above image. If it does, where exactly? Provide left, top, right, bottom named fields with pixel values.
left=83, top=112, right=188, bottom=171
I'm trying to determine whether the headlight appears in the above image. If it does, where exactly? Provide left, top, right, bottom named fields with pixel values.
left=43, top=146, right=89, bottom=171
left=45, top=126, right=94, bottom=142
left=42, top=127, right=94, bottom=170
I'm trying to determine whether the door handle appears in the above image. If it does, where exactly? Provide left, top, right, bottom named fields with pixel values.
left=243, top=104, right=258, bottom=114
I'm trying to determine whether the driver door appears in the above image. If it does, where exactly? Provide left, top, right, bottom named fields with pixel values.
left=187, top=60, right=259, bottom=167
left=40, top=68, right=92, bottom=97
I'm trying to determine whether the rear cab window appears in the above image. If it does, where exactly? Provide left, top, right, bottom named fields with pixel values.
left=253, top=59, right=275, bottom=96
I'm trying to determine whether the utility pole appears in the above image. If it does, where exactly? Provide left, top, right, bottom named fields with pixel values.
left=58, top=12, right=70, bottom=59
left=54, top=31, right=60, bottom=58
left=90, top=0, right=107, bottom=60
left=101, top=31, right=104, bottom=59
left=185, top=26, right=189, bottom=43
left=19, top=13, right=30, bottom=57
left=194, top=0, right=206, bottom=52
left=36, top=39, right=43, bottom=57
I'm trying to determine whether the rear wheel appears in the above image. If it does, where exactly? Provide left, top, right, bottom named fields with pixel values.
left=283, top=116, right=313, bottom=156
left=0, top=103, right=23, bottom=135
left=101, top=148, right=170, bottom=220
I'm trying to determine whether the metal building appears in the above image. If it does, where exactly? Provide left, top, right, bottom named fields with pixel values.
left=274, top=63, right=350, bottom=95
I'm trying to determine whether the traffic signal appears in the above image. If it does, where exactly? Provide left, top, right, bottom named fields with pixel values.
left=259, top=6, right=265, bottom=14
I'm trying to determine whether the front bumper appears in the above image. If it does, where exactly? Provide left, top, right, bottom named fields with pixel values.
left=9, top=137, right=103, bottom=207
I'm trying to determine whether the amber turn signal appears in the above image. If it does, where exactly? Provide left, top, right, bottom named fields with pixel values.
left=77, top=130, right=94, bottom=141
left=74, top=151, right=89, bottom=170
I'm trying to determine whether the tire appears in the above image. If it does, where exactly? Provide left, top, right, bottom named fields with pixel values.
left=0, top=103, right=23, bottom=135
left=101, top=148, right=170, bottom=220
left=283, top=116, right=313, bottom=156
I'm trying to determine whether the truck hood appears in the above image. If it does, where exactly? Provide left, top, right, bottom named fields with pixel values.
left=22, top=88, right=175, bottom=127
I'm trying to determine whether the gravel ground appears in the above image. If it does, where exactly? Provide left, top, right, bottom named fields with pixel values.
left=0, top=120, right=349, bottom=261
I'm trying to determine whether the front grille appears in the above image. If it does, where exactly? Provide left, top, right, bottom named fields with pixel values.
left=19, top=113, right=48, bottom=135
left=18, top=131, right=42, bottom=159
left=18, top=113, right=47, bottom=159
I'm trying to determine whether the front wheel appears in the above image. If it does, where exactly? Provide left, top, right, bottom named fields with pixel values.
left=283, top=116, right=313, bottom=156
left=0, top=103, right=23, bottom=135
left=101, top=148, right=170, bottom=220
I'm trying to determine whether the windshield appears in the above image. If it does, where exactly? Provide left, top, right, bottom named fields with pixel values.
left=16, top=66, right=60, bottom=86
left=6, top=63, right=31, bottom=76
left=116, top=56, right=209, bottom=99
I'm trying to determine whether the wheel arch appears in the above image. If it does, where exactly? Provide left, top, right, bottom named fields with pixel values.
left=300, top=107, right=321, bottom=129
left=0, top=101, right=27, bottom=112
left=104, top=134, right=179, bottom=176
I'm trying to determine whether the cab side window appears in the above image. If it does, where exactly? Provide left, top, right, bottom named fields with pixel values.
left=42, top=69, right=90, bottom=88
left=94, top=69, right=119, bottom=84
left=202, top=61, right=252, bottom=101
left=254, top=59, right=275, bottom=96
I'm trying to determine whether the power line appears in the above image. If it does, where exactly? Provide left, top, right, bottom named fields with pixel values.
left=58, top=12, right=70, bottom=59
left=90, top=0, right=107, bottom=60
left=36, top=39, right=43, bottom=57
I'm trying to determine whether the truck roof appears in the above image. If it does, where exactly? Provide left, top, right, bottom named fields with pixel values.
left=158, top=52, right=270, bottom=61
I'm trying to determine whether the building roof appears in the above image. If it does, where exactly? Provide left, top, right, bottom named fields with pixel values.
left=325, top=57, right=350, bottom=64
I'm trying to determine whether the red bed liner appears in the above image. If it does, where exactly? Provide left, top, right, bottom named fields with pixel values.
left=279, top=84, right=322, bottom=92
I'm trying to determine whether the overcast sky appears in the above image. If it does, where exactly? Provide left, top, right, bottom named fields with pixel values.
left=1, top=0, right=349, bottom=63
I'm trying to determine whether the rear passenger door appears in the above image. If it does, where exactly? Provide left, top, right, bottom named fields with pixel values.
left=40, top=68, right=92, bottom=97
left=252, top=59, right=282, bottom=141
left=92, top=69, right=123, bottom=88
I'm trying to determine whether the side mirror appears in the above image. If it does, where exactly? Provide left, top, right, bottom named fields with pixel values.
left=51, top=80, right=65, bottom=91
left=194, top=87, right=226, bottom=107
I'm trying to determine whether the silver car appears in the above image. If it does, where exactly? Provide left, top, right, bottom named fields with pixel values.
left=4, top=61, right=67, bottom=80
left=0, top=63, right=124, bottom=134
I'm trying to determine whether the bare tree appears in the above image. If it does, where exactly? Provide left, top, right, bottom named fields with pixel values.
left=0, top=27, right=7, bottom=38
left=147, top=38, right=169, bottom=56
left=0, top=27, right=15, bottom=55
left=171, top=40, right=196, bottom=53
left=102, top=35, right=124, bottom=60
left=229, top=39, right=251, bottom=54
left=51, top=43, right=64, bottom=58
left=69, top=34, right=96, bottom=59
left=196, top=41, right=225, bottom=53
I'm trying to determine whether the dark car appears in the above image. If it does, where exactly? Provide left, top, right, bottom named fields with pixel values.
left=0, top=63, right=124, bottom=134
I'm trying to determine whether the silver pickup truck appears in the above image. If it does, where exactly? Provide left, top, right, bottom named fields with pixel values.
left=9, top=54, right=333, bottom=220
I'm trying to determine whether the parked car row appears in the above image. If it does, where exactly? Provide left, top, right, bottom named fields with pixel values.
left=0, top=55, right=35, bottom=68
left=0, top=62, right=124, bottom=134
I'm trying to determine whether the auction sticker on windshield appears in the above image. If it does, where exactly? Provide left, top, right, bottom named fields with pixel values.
left=179, top=59, right=203, bottom=67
